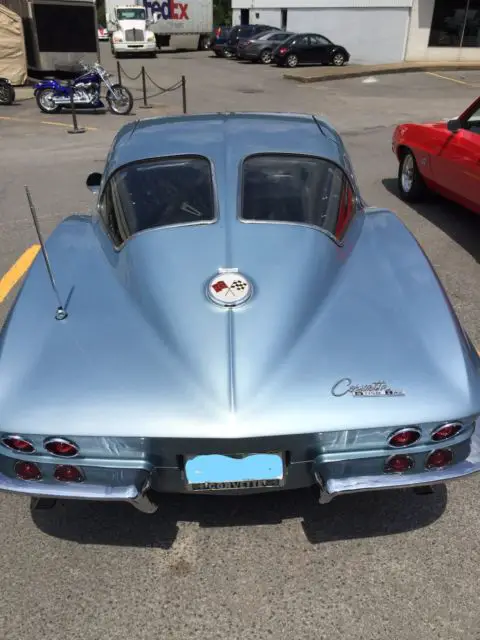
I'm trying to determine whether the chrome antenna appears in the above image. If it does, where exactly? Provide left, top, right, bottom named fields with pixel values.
left=24, top=186, right=67, bottom=321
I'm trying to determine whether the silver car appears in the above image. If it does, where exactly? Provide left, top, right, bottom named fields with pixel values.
left=1, top=112, right=479, bottom=515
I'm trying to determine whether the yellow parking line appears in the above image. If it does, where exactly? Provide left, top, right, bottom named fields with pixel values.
left=0, top=115, right=97, bottom=131
left=425, top=71, right=473, bottom=86
left=40, top=120, right=98, bottom=131
left=0, top=244, right=40, bottom=304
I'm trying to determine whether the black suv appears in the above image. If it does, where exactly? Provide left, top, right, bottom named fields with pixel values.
left=224, top=24, right=279, bottom=58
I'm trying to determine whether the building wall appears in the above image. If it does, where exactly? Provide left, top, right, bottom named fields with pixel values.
left=405, top=0, right=480, bottom=61
left=233, top=5, right=411, bottom=63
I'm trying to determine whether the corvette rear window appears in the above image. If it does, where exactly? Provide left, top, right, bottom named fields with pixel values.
left=241, top=154, right=352, bottom=236
left=109, top=156, right=215, bottom=237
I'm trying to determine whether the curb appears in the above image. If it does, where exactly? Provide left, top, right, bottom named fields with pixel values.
left=284, top=62, right=480, bottom=83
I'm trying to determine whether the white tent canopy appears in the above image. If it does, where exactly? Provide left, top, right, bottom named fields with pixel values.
left=0, top=5, right=27, bottom=85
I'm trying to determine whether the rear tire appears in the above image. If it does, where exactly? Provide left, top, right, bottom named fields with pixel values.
left=260, top=48, right=273, bottom=64
left=397, top=150, right=426, bottom=202
left=286, top=54, right=298, bottom=68
left=36, top=88, right=61, bottom=113
left=198, top=35, right=211, bottom=50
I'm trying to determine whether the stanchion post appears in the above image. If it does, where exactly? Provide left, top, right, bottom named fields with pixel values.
left=67, top=81, right=86, bottom=135
left=117, top=60, right=122, bottom=86
left=181, top=75, right=187, bottom=114
left=139, top=66, right=152, bottom=109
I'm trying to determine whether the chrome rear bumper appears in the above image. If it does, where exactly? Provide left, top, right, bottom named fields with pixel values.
left=0, top=469, right=158, bottom=513
left=315, top=430, right=480, bottom=503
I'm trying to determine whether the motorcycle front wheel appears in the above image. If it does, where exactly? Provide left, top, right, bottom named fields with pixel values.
left=0, top=81, right=15, bottom=105
left=106, top=84, right=133, bottom=115
left=36, top=88, right=61, bottom=113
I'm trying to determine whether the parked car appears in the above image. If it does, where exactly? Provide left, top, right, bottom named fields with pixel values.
left=210, top=25, right=232, bottom=57
left=224, top=24, right=279, bottom=58
left=392, top=96, right=480, bottom=214
left=1, top=112, right=479, bottom=515
left=273, top=33, right=350, bottom=68
left=237, top=30, right=294, bottom=64
left=97, top=25, right=109, bottom=41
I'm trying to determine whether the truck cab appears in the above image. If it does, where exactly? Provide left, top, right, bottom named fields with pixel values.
left=108, top=5, right=156, bottom=57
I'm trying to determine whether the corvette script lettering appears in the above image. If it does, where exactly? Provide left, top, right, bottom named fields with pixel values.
left=331, top=378, right=404, bottom=398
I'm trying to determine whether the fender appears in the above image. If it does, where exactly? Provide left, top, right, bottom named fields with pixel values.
left=34, top=80, right=69, bottom=96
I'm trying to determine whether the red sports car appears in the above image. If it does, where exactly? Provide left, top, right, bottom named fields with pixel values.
left=392, top=96, right=480, bottom=214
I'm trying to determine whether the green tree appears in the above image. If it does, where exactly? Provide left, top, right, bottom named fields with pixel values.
left=213, top=0, right=231, bottom=26
left=96, top=0, right=106, bottom=26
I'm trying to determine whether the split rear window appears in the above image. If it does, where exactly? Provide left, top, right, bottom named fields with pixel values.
left=101, top=156, right=215, bottom=242
left=241, top=154, right=354, bottom=237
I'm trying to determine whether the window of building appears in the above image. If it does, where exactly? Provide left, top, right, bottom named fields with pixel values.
left=429, top=0, right=480, bottom=48
left=281, top=9, right=288, bottom=30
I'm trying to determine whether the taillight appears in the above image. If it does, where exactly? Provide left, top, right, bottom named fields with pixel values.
left=279, top=47, right=287, bottom=55
left=44, top=438, right=78, bottom=457
left=15, top=461, right=41, bottom=480
left=335, top=182, right=355, bottom=239
left=384, top=454, right=414, bottom=473
left=54, top=465, right=84, bottom=482
left=426, top=449, right=453, bottom=469
left=431, top=423, right=462, bottom=442
left=388, top=428, right=421, bottom=448
left=2, top=435, right=35, bottom=454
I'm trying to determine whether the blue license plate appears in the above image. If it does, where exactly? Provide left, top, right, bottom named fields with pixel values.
left=185, top=453, right=284, bottom=491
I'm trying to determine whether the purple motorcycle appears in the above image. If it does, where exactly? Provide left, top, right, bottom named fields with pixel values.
left=34, top=62, right=133, bottom=115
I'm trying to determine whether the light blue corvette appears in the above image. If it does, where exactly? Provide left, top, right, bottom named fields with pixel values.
left=1, top=112, right=480, bottom=514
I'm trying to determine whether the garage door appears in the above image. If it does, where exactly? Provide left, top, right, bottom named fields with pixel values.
left=287, top=7, right=410, bottom=63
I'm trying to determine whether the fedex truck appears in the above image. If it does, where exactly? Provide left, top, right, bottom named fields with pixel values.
left=144, top=0, right=212, bottom=50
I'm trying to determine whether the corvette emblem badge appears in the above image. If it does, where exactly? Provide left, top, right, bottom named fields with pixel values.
left=331, top=378, right=405, bottom=398
left=207, top=271, right=252, bottom=307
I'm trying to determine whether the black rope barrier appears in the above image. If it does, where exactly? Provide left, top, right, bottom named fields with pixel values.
left=115, top=64, right=187, bottom=112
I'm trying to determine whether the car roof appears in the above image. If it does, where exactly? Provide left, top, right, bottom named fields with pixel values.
left=102, top=112, right=346, bottom=186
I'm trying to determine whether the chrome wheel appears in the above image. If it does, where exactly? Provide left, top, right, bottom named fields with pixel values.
left=401, top=154, right=414, bottom=193
left=260, top=49, right=272, bottom=64
left=106, top=84, right=133, bottom=115
left=36, top=88, right=61, bottom=113
left=332, top=53, right=345, bottom=66
left=397, top=150, right=426, bottom=202
left=286, top=54, right=298, bottom=68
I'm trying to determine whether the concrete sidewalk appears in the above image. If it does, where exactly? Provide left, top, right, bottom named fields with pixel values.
left=284, top=60, right=480, bottom=83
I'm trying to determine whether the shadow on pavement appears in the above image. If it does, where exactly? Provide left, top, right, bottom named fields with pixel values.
left=382, top=178, right=480, bottom=263
left=31, top=484, right=447, bottom=548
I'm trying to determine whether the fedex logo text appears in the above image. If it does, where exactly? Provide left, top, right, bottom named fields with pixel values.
left=147, top=0, right=189, bottom=20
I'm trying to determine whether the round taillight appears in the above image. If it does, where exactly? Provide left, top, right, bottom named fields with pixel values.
left=432, top=423, right=461, bottom=442
left=54, top=465, right=83, bottom=482
left=388, top=428, right=421, bottom=448
left=385, top=454, right=414, bottom=473
left=426, top=449, right=453, bottom=469
left=15, top=461, right=41, bottom=480
left=44, top=438, right=78, bottom=457
left=2, top=435, right=35, bottom=453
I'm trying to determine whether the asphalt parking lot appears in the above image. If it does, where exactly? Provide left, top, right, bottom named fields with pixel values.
left=1, top=45, right=480, bottom=640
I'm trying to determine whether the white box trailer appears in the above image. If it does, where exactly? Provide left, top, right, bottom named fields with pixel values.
left=143, top=0, right=212, bottom=50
